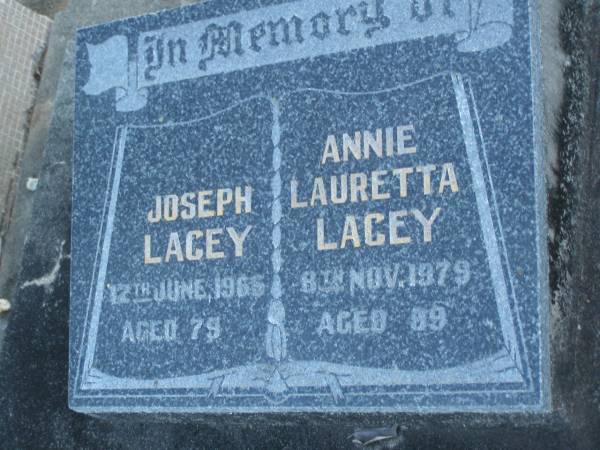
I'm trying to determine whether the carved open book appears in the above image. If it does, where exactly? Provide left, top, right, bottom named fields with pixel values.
left=74, top=72, right=532, bottom=411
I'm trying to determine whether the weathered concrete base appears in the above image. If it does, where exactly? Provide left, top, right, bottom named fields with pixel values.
left=0, top=0, right=598, bottom=448
left=16, top=0, right=69, bottom=17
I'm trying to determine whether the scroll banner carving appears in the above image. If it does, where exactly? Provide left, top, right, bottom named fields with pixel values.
left=82, top=0, right=514, bottom=111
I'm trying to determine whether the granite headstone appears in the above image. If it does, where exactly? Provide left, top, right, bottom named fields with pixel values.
left=70, top=0, right=548, bottom=414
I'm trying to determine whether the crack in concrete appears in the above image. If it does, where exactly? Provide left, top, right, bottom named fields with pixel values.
left=21, top=240, right=69, bottom=292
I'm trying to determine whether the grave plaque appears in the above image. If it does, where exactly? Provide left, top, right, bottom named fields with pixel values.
left=70, top=0, right=549, bottom=414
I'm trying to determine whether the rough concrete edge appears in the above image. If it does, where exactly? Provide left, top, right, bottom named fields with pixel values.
left=16, top=0, right=70, bottom=18
left=540, top=0, right=569, bottom=416
left=0, top=5, right=53, bottom=283
left=556, top=0, right=600, bottom=443
left=0, top=11, right=59, bottom=353
left=1, top=4, right=72, bottom=264
left=550, top=0, right=589, bottom=311
left=548, top=0, right=600, bottom=441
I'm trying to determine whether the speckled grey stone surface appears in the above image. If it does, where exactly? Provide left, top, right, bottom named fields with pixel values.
left=70, top=0, right=548, bottom=414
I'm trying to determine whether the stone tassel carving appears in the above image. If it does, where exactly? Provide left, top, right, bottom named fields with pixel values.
left=266, top=97, right=287, bottom=362
left=266, top=301, right=287, bottom=362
